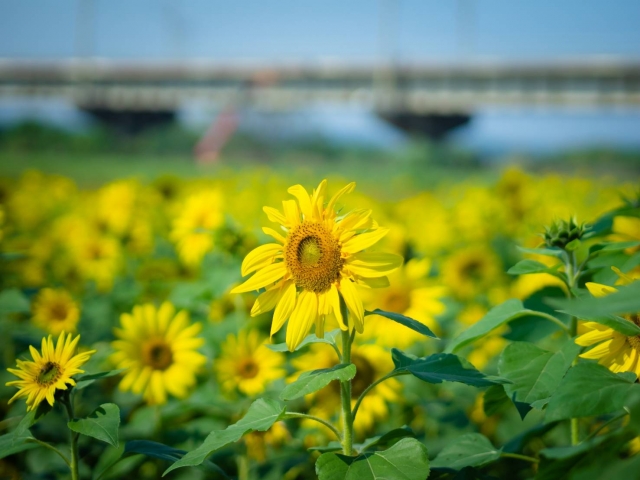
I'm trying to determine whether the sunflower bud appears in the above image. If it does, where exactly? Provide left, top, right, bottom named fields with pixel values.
left=543, top=217, right=590, bottom=250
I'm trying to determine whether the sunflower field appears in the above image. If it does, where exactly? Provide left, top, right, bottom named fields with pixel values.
left=1, top=166, right=640, bottom=480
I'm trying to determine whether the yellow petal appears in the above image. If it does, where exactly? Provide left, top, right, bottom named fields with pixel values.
left=339, top=279, right=364, bottom=333
left=263, top=206, right=287, bottom=225
left=353, top=275, right=390, bottom=289
left=262, top=227, right=287, bottom=244
left=286, top=290, right=317, bottom=351
left=311, top=180, right=327, bottom=219
left=282, top=200, right=300, bottom=227
left=575, top=325, right=615, bottom=346
left=251, top=286, right=281, bottom=316
left=579, top=337, right=620, bottom=360
left=241, top=243, right=282, bottom=276
left=346, top=252, right=404, bottom=278
left=288, top=185, right=313, bottom=219
left=327, top=284, right=347, bottom=330
left=271, top=282, right=297, bottom=336
left=231, top=262, right=287, bottom=293
left=341, top=228, right=389, bottom=254
left=326, top=182, right=356, bottom=218
left=585, top=282, right=617, bottom=298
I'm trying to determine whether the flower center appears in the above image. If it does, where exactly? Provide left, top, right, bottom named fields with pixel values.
left=383, top=290, right=411, bottom=314
left=143, top=340, right=173, bottom=370
left=626, top=313, right=640, bottom=349
left=37, top=361, right=62, bottom=386
left=50, top=302, right=69, bottom=321
left=285, top=221, right=343, bottom=294
left=236, top=358, right=260, bottom=379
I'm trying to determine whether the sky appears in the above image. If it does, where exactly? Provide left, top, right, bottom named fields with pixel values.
left=1, top=0, right=639, bottom=154
left=1, top=0, right=639, bottom=61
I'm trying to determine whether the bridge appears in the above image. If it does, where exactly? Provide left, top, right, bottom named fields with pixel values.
left=1, top=58, right=639, bottom=137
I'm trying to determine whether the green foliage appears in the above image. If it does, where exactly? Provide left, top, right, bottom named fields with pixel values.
left=431, top=433, right=502, bottom=470
left=68, top=403, right=121, bottom=447
left=0, top=288, right=30, bottom=315
left=499, top=340, right=580, bottom=409
left=392, top=349, right=510, bottom=387
left=365, top=309, right=438, bottom=338
left=315, top=438, right=429, bottom=480
left=0, top=411, right=39, bottom=460
left=266, top=329, right=341, bottom=352
left=164, top=398, right=286, bottom=475
left=545, top=363, right=639, bottom=422
left=507, top=259, right=561, bottom=276
left=280, top=364, right=356, bottom=401
left=548, top=281, right=640, bottom=318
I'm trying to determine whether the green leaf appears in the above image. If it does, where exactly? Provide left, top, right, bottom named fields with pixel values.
left=447, top=299, right=533, bottom=353
left=430, top=433, right=502, bottom=470
left=280, top=364, right=356, bottom=401
left=0, top=411, right=38, bottom=460
left=498, top=340, right=581, bottom=406
left=164, top=398, right=286, bottom=475
left=545, top=363, right=640, bottom=422
left=565, top=239, right=581, bottom=251
left=93, top=444, right=125, bottom=480
left=589, top=241, right=640, bottom=256
left=0, top=289, right=30, bottom=315
left=308, top=441, right=343, bottom=453
left=68, top=403, right=120, bottom=447
left=315, top=437, right=429, bottom=480
left=266, top=329, right=340, bottom=352
left=507, top=259, right=560, bottom=276
left=365, top=309, right=438, bottom=338
left=392, top=349, right=510, bottom=387
left=517, top=246, right=565, bottom=258
left=357, top=426, right=415, bottom=452
left=75, top=369, right=127, bottom=390
left=547, top=281, right=640, bottom=319
left=483, top=385, right=511, bottom=416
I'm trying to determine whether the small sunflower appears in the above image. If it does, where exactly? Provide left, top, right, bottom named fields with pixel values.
left=575, top=281, right=640, bottom=374
left=31, top=288, right=80, bottom=335
left=441, top=246, right=503, bottom=300
left=6, top=332, right=96, bottom=411
left=215, top=329, right=285, bottom=397
left=244, top=421, right=290, bottom=462
left=170, top=190, right=224, bottom=267
left=231, top=180, right=403, bottom=351
left=111, top=302, right=207, bottom=405
left=291, top=343, right=399, bottom=435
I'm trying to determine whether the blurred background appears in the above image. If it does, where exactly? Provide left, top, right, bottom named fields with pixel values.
left=0, top=0, right=639, bottom=184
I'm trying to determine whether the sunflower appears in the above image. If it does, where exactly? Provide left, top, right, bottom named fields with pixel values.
left=231, top=180, right=403, bottom=351
left=214, top=329, right=285, bottom=397
left=31, top=288, right=80, bottom=335
left=363, top=259, right=447, bottom=348
left=291, top=342, right=400, bottom=435
left=111, top=302, right=207, bottom=405
left=6, top=332, right=96, bottom=411
left=575, top=282, right=640, bottom=374
left=441, top=246, right=503, bottom=300
left=170, top=190, right=224, bottom=267
left=244, top=421, right=290, bottom=462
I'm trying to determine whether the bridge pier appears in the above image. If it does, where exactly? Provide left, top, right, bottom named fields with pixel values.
left=81, top=108, right=176, bottom=135
left=379, top=112, right=471, bottom=140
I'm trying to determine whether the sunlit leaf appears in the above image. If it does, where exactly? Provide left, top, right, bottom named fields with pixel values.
left=280, top=364, right=356, bottom=401
left=316, top=438, right=429, bottom=480
left=431, top=433, right=502, bottom=470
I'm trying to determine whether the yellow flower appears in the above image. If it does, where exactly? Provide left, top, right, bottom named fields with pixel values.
left=70, top=233, right=122, bottom=291
left=575, top=282, right=640, bottom=374
left=214, top=329, right=285, bottom=397
left=6, top=332, right=95, bottom=411
left=231, top=180, right=403, bottom=351
left=244, top=421, right=290, bottom=462
left=31, top=288, right=80, bottom=335
left=291, top=343, right=400, bottom=435
left=170, top=190, right=224, bottom=267
left=111, top=302, right=206, bottom=405
left=441, top=246, right=503, bottom=300
left=363, top=259, right=447, bottom=348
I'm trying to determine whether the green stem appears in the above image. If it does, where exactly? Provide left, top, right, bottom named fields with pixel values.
left=62, top=396, right=80, bottom=480
left=340, top=329, right=354, bottom=456
left=27, top=438, right=71, bottom=467
left=526, top=311, right=572, bottom=334
left=352, top=371, right=405, bottom=420
left=564, top=248, right=581, bottom=446
left=500, top=452, right=539, bottom=464
left=237, top=454, right=249, bottom=480
left=283, top=412, right=342, bottom=441
left=582, top=409, right=629, bottom=443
